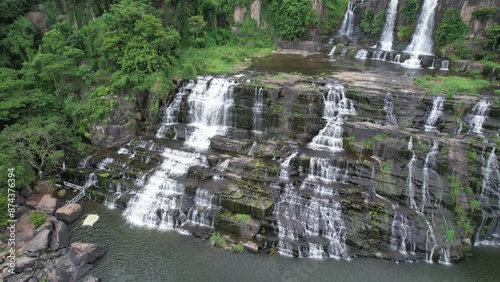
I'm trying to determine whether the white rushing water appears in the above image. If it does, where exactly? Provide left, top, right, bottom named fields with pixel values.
left=276, top=157, right=349, bottom=259
left=338, top=0, right=357, bottom=38
left=328, top=45, right=337, bottom=56
left=355, top=49, right=369, bottom=60
left=424, top=96, right=445, bottom=132
left=390, top=210, right=415, bottom=255
left=309, top=83, right=356, bottom=152
left=466, top=100, right=491, bottom=135
left=406, top=137, right=418, bottom=211
left=439, top=60, right=449, bottom=71
left=124, top=148, right=207, bottom=230
left=186, top=189, right=219, bottom=227
left=379, top=0, right=399, bottom=51
left=252, top=87, right=265, bottom=134
left=420, top=141, right=439, bottom=213
left=156, top=81, right=195, bottom=138
left=185, top=77, right=235, bottom=150
left=213, top=159, right=230, bottom=181
left=383, top=92, right=397, bottom=126
left=405, top=0, right=438, bottom=55
left=279, top=152, right=298, bottom=181
left=475, top=148, right=500, bottom=245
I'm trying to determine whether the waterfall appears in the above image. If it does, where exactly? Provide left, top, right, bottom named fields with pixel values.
left=247, top=141, right=257, bottom=156
left=213, top=159, right=230, bottom=181
left=390, top=211, right=415, bottom=254
left=309, top=83, right=356, bottom=152
left=340, top=47, right=348, bottom=56
left=420, top=141, right=439, bottom=213
left=455, top=121, right=463, bottom=136
left=393, top=54, right=401, bottom=63
left=186, top=189, right=219, bottom=227
left=276, top=157, right=349, bottom=259
left=78, top=156, right=91, bottom=169
left=475, top=148, right=500, bottom=245
left=85, top=172, right=98, bottom=188
left=279, top=152, right=298, bottom=181
left=355, top=49, right=369, bottom=60
left=379, top=0, right=399, bottom=51
left=156, top=81, right=195, bottom=138
left=466, top=100, right=491, bottom=135
left=185, top=77, right=235, bottom=150
left=405, top=0, right=438, bottom=55
left=338, top=1, right=357, bottom=38
left=328, top=45, right=337, bottom=56
left=406, top=137, right=418, bottom=211
left=429, top=59, right=435, bottom=69
left=383, top=92, right=397, bottom=126
left=424, top=220, right=438, bottom=263
left=252, top=87, right=265, bottom=134
left=424, top=96, right=445, bottom=132
left=124, top=148, right=207, bottom=230
left=440, top=60, right=450, bottom=71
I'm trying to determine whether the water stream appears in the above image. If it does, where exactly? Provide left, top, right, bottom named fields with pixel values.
left=379, top=0, right=399, bottom=51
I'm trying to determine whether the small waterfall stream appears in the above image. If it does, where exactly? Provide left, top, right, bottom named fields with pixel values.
left=405, top=0, right=438, bottom=55
left=186, top=189, right=219, bottom=227
left=185, top=77, right=235, bottom=150
left=252, top=87, right=265, bottom=134
left=156, top=81, right=195, bottom=138
left=338, top=0, right=358, bottom=38
left=308, top=83, right=356, bottom=152
left=475, top=148, right=500, bottom=245
left=276, top=157, right=349, bottom=259
left=328, top=45, right=337, bottom=56
left=279, top=152, right=298, bottom=181
left=355, top=49, right=369, bottom=60
left=383, top=92, right=397, bottom=126
left=424, top=96, right=445, bottom=132
left=466, top=100, right=491, bottom=135
left=379, top=0, right=399, bottom=51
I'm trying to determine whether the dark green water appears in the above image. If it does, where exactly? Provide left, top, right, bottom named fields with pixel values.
left=69, top=202, right=500, bottom=282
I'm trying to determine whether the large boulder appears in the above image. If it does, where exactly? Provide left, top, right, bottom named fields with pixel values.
left=50, top=221, right=70, bottom=251
left=37, top=195, right=61, bottom=214
left=46, top=267, right=72, bottom=282
left=55, top=204, right=83, bottom=223
left=15, top=214, right=35, bottom=248
left=33, top=181, right=53, bottom=194
left=15, top=257, right=38, bottom=273
left=24, top=229, right=51, bottom=255
left=69, top=243, right=107, bottom=266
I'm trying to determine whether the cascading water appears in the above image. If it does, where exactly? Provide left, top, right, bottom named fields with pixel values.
left=186, top=189, right=219, bottom=227
left=156, top=81, right=195, bottom=138
left=213, top=159, right=230, bottom=181
left=340, top=47, right=348, bottom=56
left=248, top=141, right=257, bottom=156
left=405, top=0, right=438, bottom=55
left=355, top=49, right=369, bottom=60
left=309, top=83, right=356, bottom=152
left=475, top=148, right=500, bottom=245
left=420, top=141, right=439, bottom=213
left=390, top=209, right=415, bottom=254
left=338, top=0, right=359, bottom=38
left=406, top=137, right=418, bottom=211
left=424, top=96, right=445, bottom=132
left=429, top=59, right=435, bottom=69
left=440, top=60, right=449, bottom=71
left=123, top=148, right=207, bottom=230
left=383, top=92, right=397, bottom=126
left=252, top=87, right=265, bottom=134
left=185, top=77, right=235, bottom=150
left=328, top=45, right=337, bottom=56
left=402, top=0, right=438, bottom=68
left=276, top=157, right=349, bottom=259
left=379, top=0, right=399, bottom=51
left=393, top=54, right=401, bottom=63
left=279, top=152, right=298, bottom=181
left=466, top=100, right=491, bottom=135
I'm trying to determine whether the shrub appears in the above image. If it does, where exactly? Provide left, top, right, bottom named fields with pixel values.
left=29, top=211, right=47, bottom=228
left=360, top=9, right=385, bottom=37
left=485, top=24, right=500, bottom=52
left=402, top=0, right=419, bottom=24
left=270, top=0, right=317, bottom=40
left=435, top=9, right=468, bottom=48
left=472, top=6, right=498, bottom=21
left=234, top=213, right=252, bottom=223
left=209, top=233, right=228, bottom=248
left=232, top=243, right=245, bottom=253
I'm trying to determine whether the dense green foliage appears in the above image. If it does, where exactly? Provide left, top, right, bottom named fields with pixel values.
left=322, top=0, right=349, bottom=34
left=360, top=9, right=385, bottom=37
left=210, top=232, right=228, bottom=248
left=435, top=9, right=468, bottom=48
left=29, top=211, right=47, bottom=228
left=485, top=24, right=500, bottom=52
left=396, top=0, right=419, bottom=41
left=270, top=0, right=317, bottom=40
left=471, top=6, right=498, bottom=21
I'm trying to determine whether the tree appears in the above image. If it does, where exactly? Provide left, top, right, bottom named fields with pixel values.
left=0, top=68, right=31, bottom=126
left=188, top=15, right=207, bottom=39
left=270, top=0, right=316, bottom=40
left=0, top=116, right=76, bottom=180
left=435, top=9, right=468, bottom=48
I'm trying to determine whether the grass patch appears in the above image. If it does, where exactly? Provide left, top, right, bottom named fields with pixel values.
left=175, top=45, right=273, bottom=78
left=414, top=75, right=491, bottom=97
left=209, top=232, right=228, bottom=248
left=233, top=213, right=252, bottom=223
left=29, top=211, right=47, bottom=228
left=232, top=243, right=246, bottom=253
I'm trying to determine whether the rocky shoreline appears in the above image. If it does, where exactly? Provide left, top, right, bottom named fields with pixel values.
left=1, top=181, right=106, bottom=282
